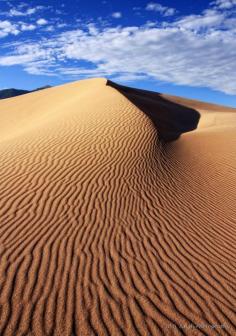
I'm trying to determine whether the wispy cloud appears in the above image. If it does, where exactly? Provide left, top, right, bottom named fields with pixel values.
left=211, top=0, right=236, bottom=9
left=7, top=5, right=44, bottom=17
left=0, top=2, right=235, bottom=95
left=9, top=8, right=37, bottom=17
left=146, top=2, right=177, bottom=16
left=111, top=12, right=122, bottom=19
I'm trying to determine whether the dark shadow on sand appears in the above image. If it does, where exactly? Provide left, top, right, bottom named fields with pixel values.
left=107, top=80, right=200, bottom=142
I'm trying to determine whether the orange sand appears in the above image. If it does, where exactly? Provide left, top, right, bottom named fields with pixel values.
left=0, top=78, right=236, bottom=335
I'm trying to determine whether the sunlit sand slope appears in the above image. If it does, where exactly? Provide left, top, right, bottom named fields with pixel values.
left=0, top=78, right=236, bottom=335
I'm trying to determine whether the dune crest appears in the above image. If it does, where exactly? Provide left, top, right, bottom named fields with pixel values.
left=107, top=80, right=200, bottom=141
left=0, top=78, right=236, bottom=335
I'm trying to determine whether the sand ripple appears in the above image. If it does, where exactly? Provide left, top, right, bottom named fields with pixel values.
left=0, top=78, right=236, bottom=335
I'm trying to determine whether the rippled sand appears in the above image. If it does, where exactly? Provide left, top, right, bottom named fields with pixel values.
left=0, top=78, right=236, bottom=335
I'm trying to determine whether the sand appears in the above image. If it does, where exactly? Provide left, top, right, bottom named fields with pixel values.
left=0, top=78, right=236, bottom=335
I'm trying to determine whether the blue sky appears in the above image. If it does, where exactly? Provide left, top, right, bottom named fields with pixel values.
left=0, top=0, right=236, bottom=106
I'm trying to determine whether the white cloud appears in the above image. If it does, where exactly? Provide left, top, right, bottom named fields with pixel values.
left=0, top=44, right=50, bottom=65
left=20, top=23, right=36, bottom=31
left=0, top=16, right=46, bottom=38
left=8, top=6, right=44, bottom=17
left=9, top=8, right=37, bottom=16
left=0, top=3, right=236, bottom=95
left=112, top=12, right=122, bottom=19
left=0, top=4, right=49, bottom=36
left=36, top=18, right=48, bottom=26
left=211, top=0, right=236, bottom=9
left=146, top=2, right=177, bottom=16
left=0, top=20, right=19, bottom=37
left=173, top=10, right=225, bottom=31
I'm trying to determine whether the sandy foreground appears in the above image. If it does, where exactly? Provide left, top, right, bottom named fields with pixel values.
left=0, top=78, right=236, bottom=335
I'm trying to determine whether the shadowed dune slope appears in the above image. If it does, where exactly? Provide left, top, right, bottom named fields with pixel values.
left=107, top=80, right=200, bottom=141
left=0, top=78, right=236, bottom=336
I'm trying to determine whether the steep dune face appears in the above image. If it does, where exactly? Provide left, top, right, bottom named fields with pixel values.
left=107, top=80, right=200, bottom=142
left=0, top=78, right=236, bottom=336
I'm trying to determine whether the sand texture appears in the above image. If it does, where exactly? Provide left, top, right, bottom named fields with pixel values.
left=0, top=78, right=236, bottom=335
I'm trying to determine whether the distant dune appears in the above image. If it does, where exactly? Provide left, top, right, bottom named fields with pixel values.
left=0, top=86, right=52, bottom=100
left=0, top=88, right=30, bottom=100
left=0, top=78, right=235, bottom=335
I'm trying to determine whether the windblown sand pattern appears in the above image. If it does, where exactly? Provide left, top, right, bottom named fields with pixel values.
left=0, top=78, right=236, bottom=335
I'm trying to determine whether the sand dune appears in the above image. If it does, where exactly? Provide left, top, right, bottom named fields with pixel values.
left=0, top=78, right=236, bottom=335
